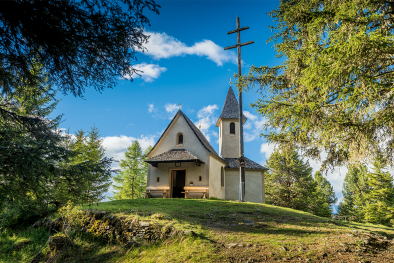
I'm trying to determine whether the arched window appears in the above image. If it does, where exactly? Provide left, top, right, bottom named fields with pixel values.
left=177, top=133, right=184, bottom=145
left=230, top=122, right=235, bottom=135
left=221, top=167, right=224, bottom=187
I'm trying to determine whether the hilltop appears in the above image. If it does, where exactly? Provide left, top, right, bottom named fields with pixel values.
left=1, top=198, right=394, bottom=262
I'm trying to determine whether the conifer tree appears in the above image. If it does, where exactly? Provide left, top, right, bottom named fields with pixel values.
left=362, top=156, right=394, bottom=226
left=82, top=126, right=112, bottom=203
left=309, top=171, right=337, bottom=217
left=242, top=0, right=394, bottom=168
left=0, top=62, right=67, bottom=212
left=51, top=127, right=112, bottom=206
left=337, top=165, right=368, bottom=220
left=111, top=141, right=150, bottom=200
left=314, top=171, right=337, bottom=207
left=265, top=147, right=315, bottom=212
left=0, top=0, right=160, bottom=98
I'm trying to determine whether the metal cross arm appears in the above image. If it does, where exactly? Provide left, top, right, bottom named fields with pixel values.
left=224, top=40, right=254, bottom=50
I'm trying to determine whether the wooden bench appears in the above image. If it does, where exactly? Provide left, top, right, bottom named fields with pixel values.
left=181, top=186, right=209, bottom=199
left=144, top=187, right=170, bottom=198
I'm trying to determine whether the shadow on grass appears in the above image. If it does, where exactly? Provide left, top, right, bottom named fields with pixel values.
left=79, top=198, right=354, bottom=238
left=0, top=227, right=50, bottom=263
left=79, top=198, right=394, bottom=245
left=338, top=221, right=394, bottom=237
left=40, top=232, right=126, bottom=263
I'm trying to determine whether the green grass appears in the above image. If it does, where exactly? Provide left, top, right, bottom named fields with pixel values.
left=0, top=227, right=49, bottom=263
left=2, top=198, right=394, bottom=262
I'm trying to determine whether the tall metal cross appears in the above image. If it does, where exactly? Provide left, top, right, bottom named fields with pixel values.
left=224, top=17, right=254, bottom=202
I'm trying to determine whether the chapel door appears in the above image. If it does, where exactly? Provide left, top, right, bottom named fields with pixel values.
left=172, top=170, right=186, bottom=198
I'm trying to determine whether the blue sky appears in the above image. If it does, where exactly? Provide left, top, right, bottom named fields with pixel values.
left=49, top=0, right=346, bottom=205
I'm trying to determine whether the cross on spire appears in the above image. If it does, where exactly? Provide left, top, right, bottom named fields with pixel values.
left=229, top=78, right=232, bottom=86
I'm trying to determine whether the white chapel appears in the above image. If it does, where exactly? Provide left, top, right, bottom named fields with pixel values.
left=144, top=85, right=268, bottom=203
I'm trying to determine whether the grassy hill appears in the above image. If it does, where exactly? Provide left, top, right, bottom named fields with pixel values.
left=1, top=198, right=394, bottom=262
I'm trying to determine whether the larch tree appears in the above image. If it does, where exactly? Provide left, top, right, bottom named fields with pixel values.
left=241, top=0, right=394, bottom=169
left=111, top=141, right=150, bottom=200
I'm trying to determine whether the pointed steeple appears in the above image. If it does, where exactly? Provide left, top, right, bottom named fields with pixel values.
left=216, top=86, right=247, bottom=126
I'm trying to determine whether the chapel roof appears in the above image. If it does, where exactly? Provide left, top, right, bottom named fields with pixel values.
left=216, top=86, right=247, bottom=126
left=146, top=110, right=220, bottom=158
left=223, top=157, right=268, bottom=170
left=145, top=149, right=203, bottom=163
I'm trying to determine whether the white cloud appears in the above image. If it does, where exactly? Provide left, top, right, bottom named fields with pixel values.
left=165, top=103, right=179, bottom=119
left=260, top=143, right=276, bottom=160
left=147, top=103, right=180, bottom=120
left=124, top=63, right=167, bottom=82
left=148, top=103, right=155, bottom=113
left=102, top=134, right=156, bottom=169
left=243, top=111, right=258, bottom=122
left=197, top=105, right=219, bottom=118
left=195, top=105, right=219, bottom=141
left=142, top=31, right=237, bottom=66
left=243, top=111, right=266, bottom=142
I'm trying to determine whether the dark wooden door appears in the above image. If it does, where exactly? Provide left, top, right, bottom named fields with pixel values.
left=172, top=170, right=185, bottom=198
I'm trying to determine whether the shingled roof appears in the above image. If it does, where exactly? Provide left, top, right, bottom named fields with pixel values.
left=146, top=110, right=220, bottom=158
left=223, top=157, right=268, bottom=170
left=217, top=86, right=247, bottom=126
left=145, top=149, right=203, bottom=163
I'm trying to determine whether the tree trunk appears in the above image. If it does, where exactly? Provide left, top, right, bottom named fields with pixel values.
left=132, top=176, right=134, bottom=199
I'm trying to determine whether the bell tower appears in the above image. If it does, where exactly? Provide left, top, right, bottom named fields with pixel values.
left=216, top=85, right=246, bottom=158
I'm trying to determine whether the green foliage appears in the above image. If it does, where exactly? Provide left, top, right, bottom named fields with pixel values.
left=265, top=147, right=316, bottom=212
left=53, top=126, right=113, bottom=206
left=314, top=171, right=337, bottom=207
left=337, top=164, right=368, bottom=219
left=111, top=142, right=151, bottom=200
left=362, top=156, right=394, bottom=226
left=0, top=62, right=70, bottom=224
left=58, top=201, right=84, bottom=238
left=0, top=227, right=50, bottom=263
left=265, top=147, right=336, bottom=217
left=309, top=171, right=337, bottom=217
left=242, top=0, right=394, bottom=168
left=0, top=0, right=160, bottom=97
left=338, top=159, right=394, bottom=226
left=0, top=62, right=113, bottom=230
left=0, top=199, right=51, bottom=229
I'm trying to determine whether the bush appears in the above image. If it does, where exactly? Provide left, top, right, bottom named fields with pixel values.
left=0, top=200, right=53, bottom=229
